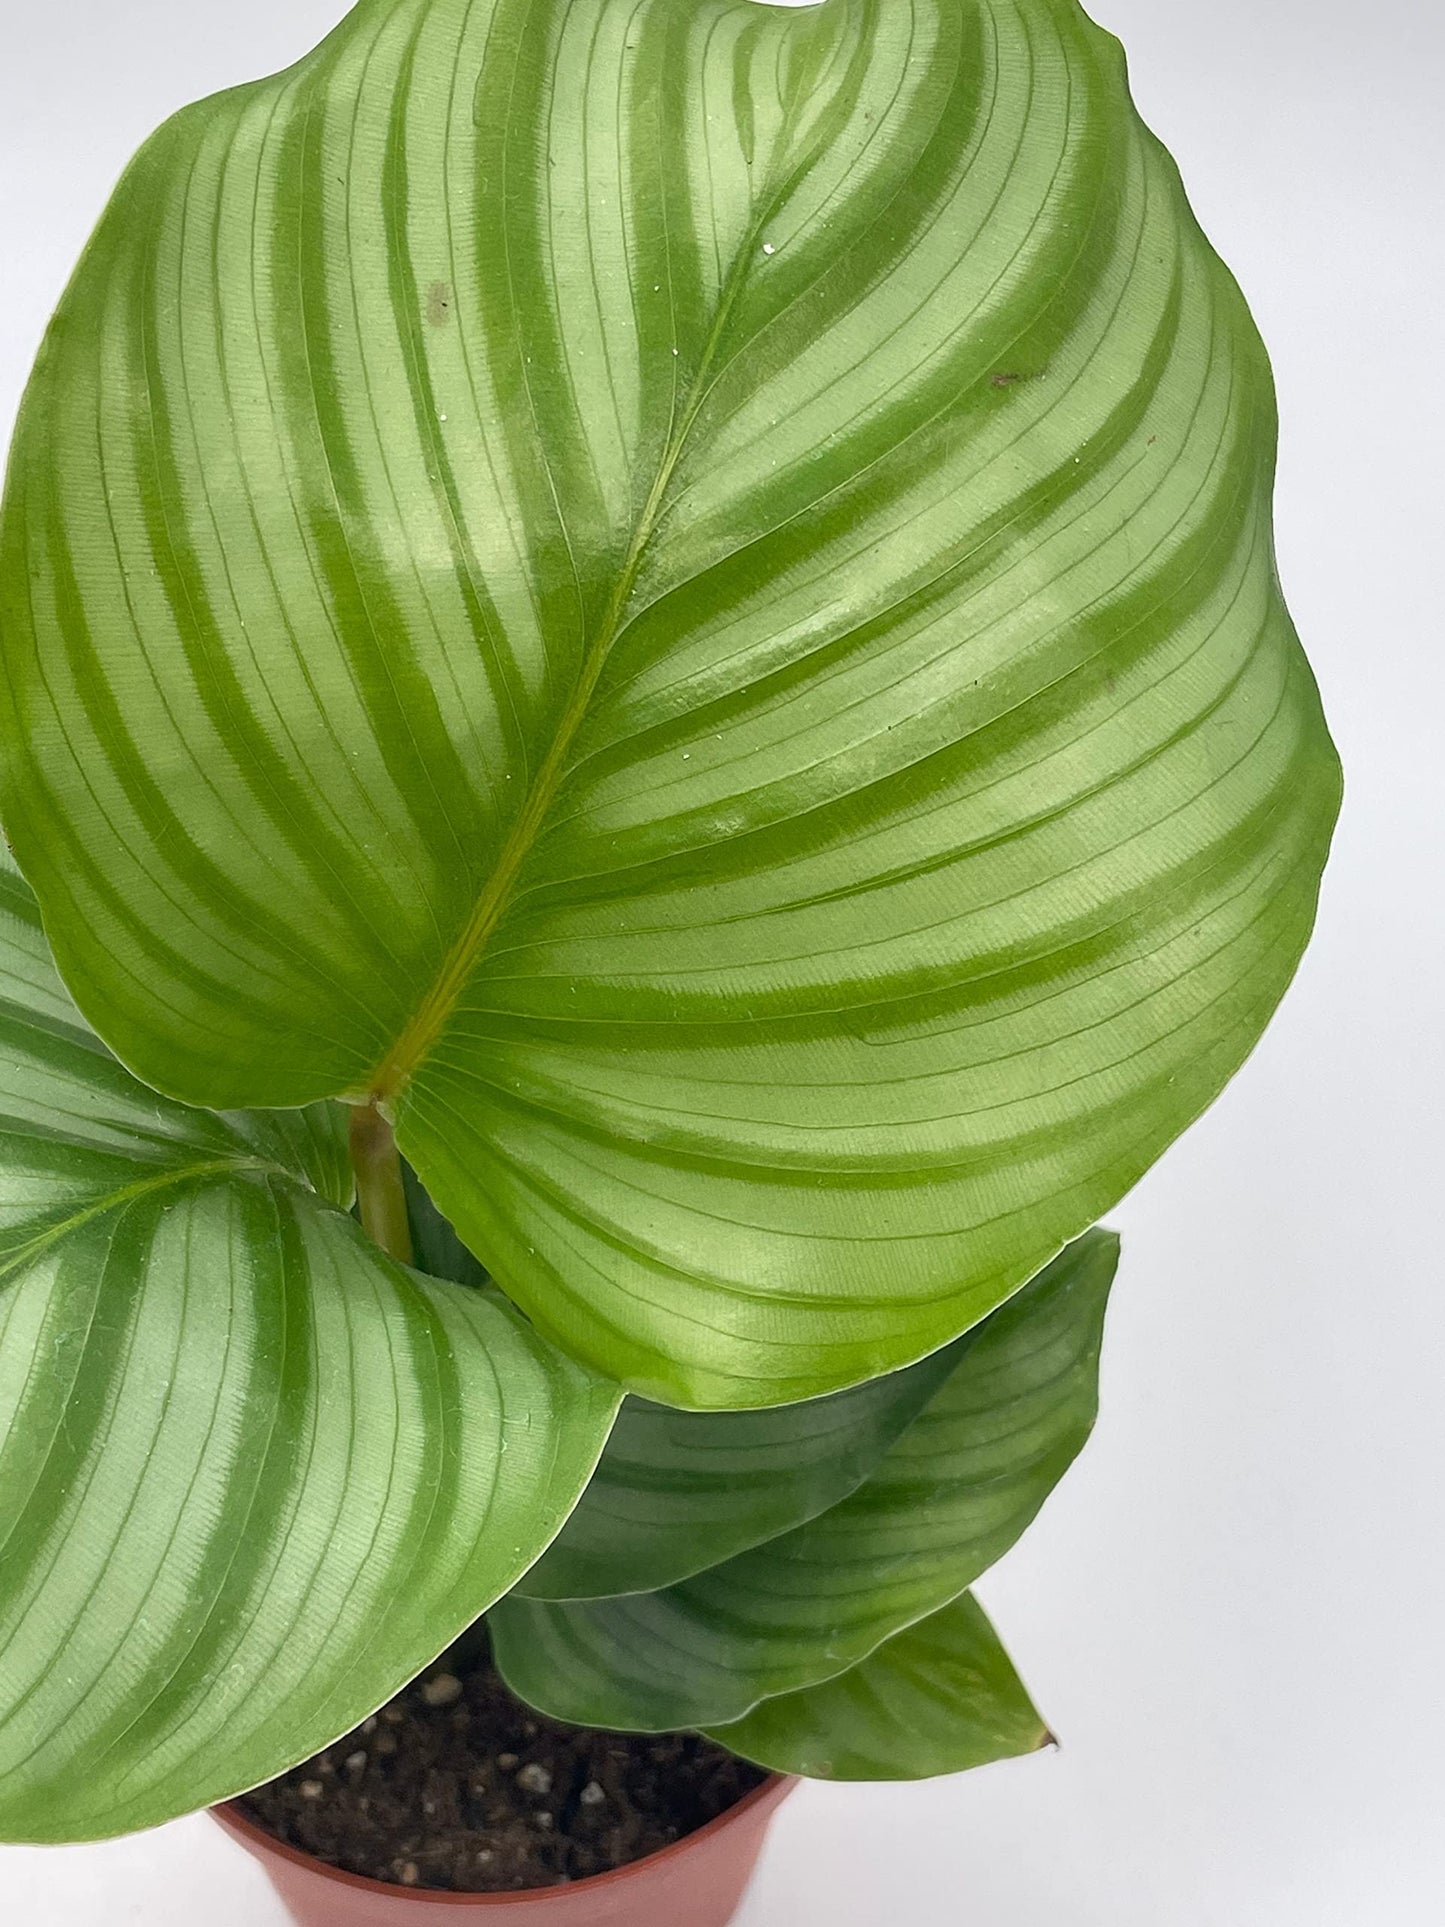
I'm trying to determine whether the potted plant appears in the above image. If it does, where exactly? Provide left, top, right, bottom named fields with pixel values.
left=0, top=0, right=1339, bottom=1920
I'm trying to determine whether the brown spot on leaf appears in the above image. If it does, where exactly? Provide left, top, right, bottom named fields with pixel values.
left=427, top=280, right=453, bottom=326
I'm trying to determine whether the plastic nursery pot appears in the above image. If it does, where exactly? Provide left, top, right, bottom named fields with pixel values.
left=213, top=1774, right=796, bottom=1927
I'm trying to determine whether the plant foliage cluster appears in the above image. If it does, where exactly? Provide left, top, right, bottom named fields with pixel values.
left=0, top=0, right=1337, bottom=1842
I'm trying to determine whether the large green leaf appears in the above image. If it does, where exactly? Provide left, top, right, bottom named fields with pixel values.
left=490, top=1231, right=1115, bottom=1729
left=0, top=852, right=618, bottom=1842
left=0, top=0, right=1339, bottom=1406
left=517, top=1341, right=963, bottom=1601
left=704, top=1593, right=1049, bottom=1781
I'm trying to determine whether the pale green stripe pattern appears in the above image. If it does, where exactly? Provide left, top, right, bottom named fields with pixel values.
left=705, top=1593, right=1049, bottom=1781
left=0, top=1, right=1340, bottom=1406
left=0, top=856, right=619, bottom=1843
left=490, top=1230, right=1114, bottom=1729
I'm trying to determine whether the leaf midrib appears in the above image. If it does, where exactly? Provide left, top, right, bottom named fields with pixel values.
left=0, top=1156, right=283, bottom=1288
left=364, top=202, right=784, bottom=1108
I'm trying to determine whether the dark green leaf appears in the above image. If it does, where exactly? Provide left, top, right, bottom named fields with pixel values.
left=490, top=1231, right=1115, bottom=1729
left=517, top=1341, right=962, bottom=1601
left=705, top=1593, right=1049, bottom=1781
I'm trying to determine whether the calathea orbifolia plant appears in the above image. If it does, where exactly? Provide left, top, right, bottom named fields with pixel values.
left=0, top=0, right=1338, bottom=1843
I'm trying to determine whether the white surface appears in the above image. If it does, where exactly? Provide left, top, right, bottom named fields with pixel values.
left=1, top=0, right=1441, bottom=1919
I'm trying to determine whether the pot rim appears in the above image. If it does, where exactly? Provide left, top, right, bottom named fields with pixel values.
left=213, top=1771, right=796, bottom=1907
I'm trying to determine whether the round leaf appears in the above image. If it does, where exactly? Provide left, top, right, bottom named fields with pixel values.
left=0, top=0, right=1339, bottom=1404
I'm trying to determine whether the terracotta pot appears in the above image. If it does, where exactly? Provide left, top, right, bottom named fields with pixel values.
left=213, top=1774, right=796, bottom=1927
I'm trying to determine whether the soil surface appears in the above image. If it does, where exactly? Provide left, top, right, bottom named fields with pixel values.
left=237, top=1636, right=768, bottom=1893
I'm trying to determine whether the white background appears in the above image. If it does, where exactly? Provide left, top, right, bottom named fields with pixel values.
left=1, top=0, right=1441, bottom=1920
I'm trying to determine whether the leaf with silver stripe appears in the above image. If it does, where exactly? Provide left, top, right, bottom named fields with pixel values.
left=0, top=851, right=619, bottom=1842
left=0, top=1, right=1339, bottom=1405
